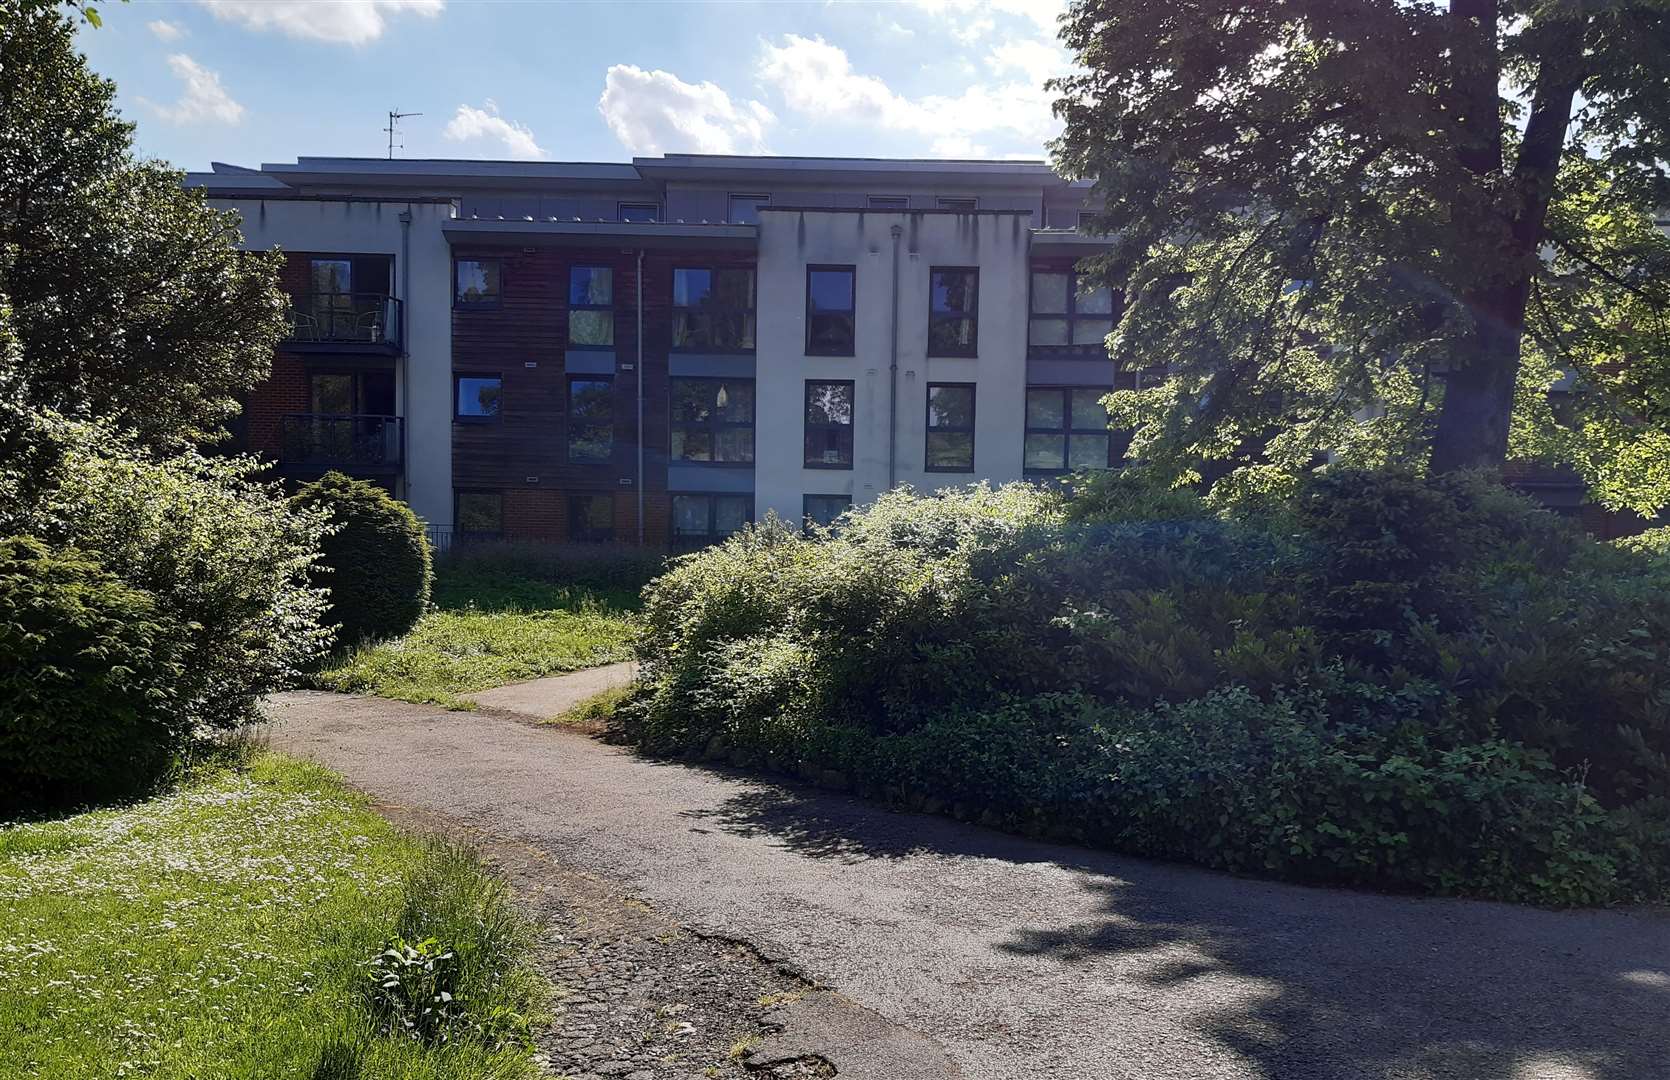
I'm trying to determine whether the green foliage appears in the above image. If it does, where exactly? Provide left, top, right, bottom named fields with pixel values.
left=1, top=417, right=332, bottom=738
left=293, top=472, right=433, bottom=649
left=0, top=2, right=285, bottom=447
left=1052, top=0, right=1670, bottom=509
left=0, top=537, right=182, bottom=811
left=626, top=476, right=1670, bottom=904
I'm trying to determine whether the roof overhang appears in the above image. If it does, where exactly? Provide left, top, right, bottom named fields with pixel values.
left=444, top=218, right=757, bottom=249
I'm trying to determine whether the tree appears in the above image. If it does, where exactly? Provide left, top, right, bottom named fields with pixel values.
left=0, top=2, right=285, bottom=447
left=1052, top=0, right=1670, bottom=511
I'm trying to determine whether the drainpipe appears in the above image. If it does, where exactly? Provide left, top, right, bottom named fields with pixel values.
left=636, top=247, right=645, bottom=546
left=888, top=223, right=903, bottom=490
left=398, top=206, right=412, bottom=501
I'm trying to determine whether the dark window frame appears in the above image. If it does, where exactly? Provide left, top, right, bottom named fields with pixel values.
left=567, top=494, right=615, bottom=543
left=924, top=382, right=976, bottom=474
left=805, top=264, right=856, bottom=357
left=453, top=372, right=502, bottom=423
left=927, top=267, right=979, bottom=358
left=803, top=379, right=856, bottom=471
left=727, top=192, right=770, bottom=224
left=567, top=374, right=615, bottom=464
left=567, top=264, right=615, bottom=349
left=1028, top=269, right=1118, bottom=351
left=669, top=376, right=756, bottom=467
left=671, top=265, right=757, bottom=354
left=936, top=196, right=978, bottom=211
left=867, top=195, right=908, bottom=209
left=453, top=257, right=502, bottom=309
left=1023, top=386, right=1114, bottom=475
left=669, top=492, right=753, bottom=547
left=802, top=493, right=852, bottom=532
left=618, top=201, right=660, bottom=223
left=454, top=489, right=503, bottom=538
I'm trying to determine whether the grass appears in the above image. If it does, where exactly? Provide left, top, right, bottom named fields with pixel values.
left=544, top=684, right=635, bottom=735
left=0, top=753, right=544, bottom=1080
left=315, top=546, right=661, bottom=710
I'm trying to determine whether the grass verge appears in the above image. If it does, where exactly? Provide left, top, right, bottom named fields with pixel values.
left=0, top=753, right=544, bottom=1080
left=316, top=551, right=653, bottom=709
left=543, top=684, right=635, bottom=736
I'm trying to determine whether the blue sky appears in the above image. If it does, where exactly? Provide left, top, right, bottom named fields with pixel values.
left=76, top=1, right=1072, bottom=171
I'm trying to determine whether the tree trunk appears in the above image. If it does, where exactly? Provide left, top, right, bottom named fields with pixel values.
left=1429, top=285, right=1528, bottom=474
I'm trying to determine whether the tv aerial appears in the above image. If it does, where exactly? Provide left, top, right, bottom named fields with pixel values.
left=385, top=109, right=422, bottom=158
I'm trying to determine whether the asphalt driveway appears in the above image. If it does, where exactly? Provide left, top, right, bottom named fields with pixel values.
left=267, top=690, right=1670, bottom=1080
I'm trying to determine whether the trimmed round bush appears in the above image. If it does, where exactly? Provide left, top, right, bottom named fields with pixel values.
left=293, top=472, right=432, bottom=649
left=0, top=537, right=183, bottom=813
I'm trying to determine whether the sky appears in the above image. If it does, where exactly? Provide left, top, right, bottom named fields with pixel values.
left=74, top=0, right=1074, bottom=172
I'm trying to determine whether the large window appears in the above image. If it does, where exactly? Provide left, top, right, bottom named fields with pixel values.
left=670, top=378, right=754, bottom=463
left=569, top=495, right=614, bottom=543
left=803, top=494, right=851, bottom=530
left=455, top=374, right=502, bottom=420
left=1024, top=387, right=1113, bottom=472
left=804, top=380, right=855, bottom=469
left=568, top=376, right=613, bottom=463
left=672, top=493, right=751, bottom=546
left=1030, top=271, right=1116, bottom=348
left=928, top=268, right=978, bottom=357
left=727, top=193, right=770, bottom=224
left=568, top=266, right=613, bottom=347
left=925, top=383, right=975, bottom=472
left=455, top=491, right=503, bottom=537
left=806, top=266, right=855, bottom=356
left=618, top=202, right=659, bottom=222
left=672, top=267, right=756, bottom=352
left=312, top=370, right=395, bottom=415
left=454, top=259, right=500, bottom=307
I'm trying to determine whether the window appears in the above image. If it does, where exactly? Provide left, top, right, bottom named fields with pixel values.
left=568, top=495, right=614, bottom=543
left=455, top=374, right=502, bottom=420
left=727, top=193, right=770, bottom=224
left=454, top=259, right=500, bottom=306
left=455, top=491, right=502, bottom=537
left=568, top=266, right=613, bottom=347
left=936, top=196, right=977, bottom=211
left=619, top=202, right=659, bottom=223
left=1029, top=271, right=1116, bottom=348
left=670, top=378, right=754, bottom=463
left=311, top=371, right=394, bottom=415
left=672, top=267, right=756, bottom=351
left=868, top=195, right=908, bottom=209
left=804, top=380, right=854, bottom=469
left=925, top=383, right=975, bottom=472
left=671, top=493, right=752, bottom=546
left=568, top=377, right=613, bottom=463
left=806, top=266, right=856, bottom=356
left=1076, top=211, right=1104, bottom=234
left=1024, top=387, right=1113, bottom=472
left=803, top=494, right=851, bottom=530
left=928, top=268, right=978, bottom=357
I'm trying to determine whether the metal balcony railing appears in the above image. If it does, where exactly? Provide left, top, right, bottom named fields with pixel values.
left=277, top=414, right=404, bottom=470
left=285, top=293, right=403, bottom=348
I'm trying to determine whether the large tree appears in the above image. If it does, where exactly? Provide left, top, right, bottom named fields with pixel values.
left=1052, top=0, right=1670, bottom=512
left=0, top=2, right=285, bottom=447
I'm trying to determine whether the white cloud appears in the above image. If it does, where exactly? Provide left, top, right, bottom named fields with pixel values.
left=598, top=65, right=773, bottom=155
left=195, top=0, right=443, bottom=46
left=986, top=37, right=1068, bottom=86
left=443, top=101, right=548, bottom=160
left=755, top=34, right=1056, bottom=157
left=139, top=54, right=245, bottom=126
left=147, top=19, right=186, bottom=41
left=909, top=0, right=1066, bottom=38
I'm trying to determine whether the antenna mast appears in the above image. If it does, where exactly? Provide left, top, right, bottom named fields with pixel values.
left=385, top=108, right=422, bottom=159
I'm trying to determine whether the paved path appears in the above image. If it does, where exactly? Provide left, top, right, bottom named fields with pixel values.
left=463, top=661, right=637, bottom=719
left=267, top=689, right=1670, bottom=1080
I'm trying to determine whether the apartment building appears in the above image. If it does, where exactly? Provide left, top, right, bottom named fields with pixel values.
left=189, top=153, right=1131, bottom=546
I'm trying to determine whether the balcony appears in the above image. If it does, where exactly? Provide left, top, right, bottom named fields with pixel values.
left=277, top=414, right=404, bottom=476
left=284, top=293, right=403, bottom=354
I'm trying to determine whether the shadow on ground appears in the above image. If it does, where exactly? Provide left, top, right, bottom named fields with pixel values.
left=680, top=780, right=1670, bottom=1080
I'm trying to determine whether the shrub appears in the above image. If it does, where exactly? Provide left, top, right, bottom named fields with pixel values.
left=0, top=537, right=182, bottom=811
left=4, top=420, right=332, bottom=734
left=294, top=472, right=432, bottom=649
left=624, top=472, right=1670, bottom=905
